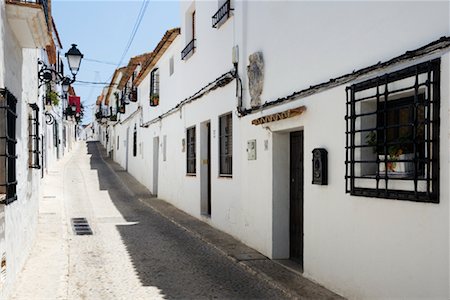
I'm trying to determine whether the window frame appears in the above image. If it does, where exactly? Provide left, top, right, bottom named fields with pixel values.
left=0, top=88, right=17, bottom=205
left=28, top=103, right=40, bottom=169
left=186, top=126, right=196, bottom=175
left=133, top=124, right=137, bottom=157
left=345, top=59, right=440, bottom=203
left=150, top=68, right=160, bottom=107
left=219, top=113, right=233, bottom=177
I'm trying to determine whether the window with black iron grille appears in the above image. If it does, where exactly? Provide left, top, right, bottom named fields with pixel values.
left=133, top=124, right=137, bottom=157
left=345, top=59, right=440, bottom=203
left=28, top=104, right=40, bottom=169
left=186, top=126, right=196, bottom=174
left=219, top=113, right=232, bottom=176
left=212, top=0, right=232, bottom=28
left=0, top=89, right=17, bottom=205
left=150, top=68, right=159, bottom=106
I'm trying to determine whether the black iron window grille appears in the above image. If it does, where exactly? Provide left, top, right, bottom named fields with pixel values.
left=150, top=68, right=160, bottom=107
left=0, top=89, right=17, bottom=205
left=345, top=59, right=440, bottom=203
left=219, top=113, right=232, bottom=176
left=212, top=0, right=233, bottom=28
left=133, top=124, right=137, bottom=157
left=28, top=104, right=40, bottom=169
left=53, top=121, right=58, bottom=149
left=181, top=39, right=196, bottom=60
left=186, top=126, right=196, bottom=174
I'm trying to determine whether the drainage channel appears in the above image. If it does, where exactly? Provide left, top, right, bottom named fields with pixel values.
left=71, top=218, right=93, bottom=235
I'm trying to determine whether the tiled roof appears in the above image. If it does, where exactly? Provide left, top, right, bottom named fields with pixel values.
left=134, top=28, right=180, bottom=86
left=104, top=67, right=126, bottom=106
left=117, top=52, right=152, bottom=90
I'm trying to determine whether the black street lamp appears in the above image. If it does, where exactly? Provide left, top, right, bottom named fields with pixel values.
left=65, top=44, right=84, bottom=78
left=38, top=44, right=84, bottom=87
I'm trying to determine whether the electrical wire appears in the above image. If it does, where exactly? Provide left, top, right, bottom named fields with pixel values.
left=116, top=0, right=150, bottom=68
left=83, top=58, right=117, bottom=65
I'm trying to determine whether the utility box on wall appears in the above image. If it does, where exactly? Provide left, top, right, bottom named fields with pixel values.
left=312, top=148, right=327, bottom=185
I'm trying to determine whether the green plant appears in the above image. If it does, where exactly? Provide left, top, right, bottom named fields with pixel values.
left=47, top=90, right=60, bottom=106
left=365, top=131, right=377, bottom=154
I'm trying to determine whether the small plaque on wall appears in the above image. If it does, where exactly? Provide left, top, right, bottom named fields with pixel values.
left=312, top=148, right=328, bottom=185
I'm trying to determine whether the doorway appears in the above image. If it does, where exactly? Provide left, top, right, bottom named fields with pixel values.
left=125, top=127, right=130, bottom=171
left=152, top=136, right=159, bottom=196
left=290, top=131, right=304, bottom=265
left=200, top=121, right=211, bottom=216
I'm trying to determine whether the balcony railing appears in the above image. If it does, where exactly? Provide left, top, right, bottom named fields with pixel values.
left=212, top=0, right=232, bottom=28
left=181, top=39, right=196, bottom=60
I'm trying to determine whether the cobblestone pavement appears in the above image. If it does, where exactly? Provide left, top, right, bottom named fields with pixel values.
left=12, top=142, right=289, bottom=300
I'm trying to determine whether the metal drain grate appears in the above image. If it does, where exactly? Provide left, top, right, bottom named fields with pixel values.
left=71, top=218, right=93, bottom=235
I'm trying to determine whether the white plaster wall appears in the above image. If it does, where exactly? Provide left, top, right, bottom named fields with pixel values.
left=238, top=1, right=450, bottom=110
left=238, top=55, right=450, bottom=298
left=0, top=28, right=42, bottom=298
left=104, top=1, right=450, bottom=298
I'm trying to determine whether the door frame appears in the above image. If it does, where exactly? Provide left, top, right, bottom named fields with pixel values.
left=125, top=127, right=130, bottom=171
left=152, top=136, right=159, bottom=196
left=200, top=121, right=211, bottom=216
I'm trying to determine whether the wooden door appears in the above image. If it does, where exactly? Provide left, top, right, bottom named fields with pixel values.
left=290, top=131, right=304, bottom=264
left=207, top=122, right=211, bottom=215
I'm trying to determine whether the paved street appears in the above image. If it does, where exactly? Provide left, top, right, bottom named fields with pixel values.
left=9, top=142, right=289, bottom=299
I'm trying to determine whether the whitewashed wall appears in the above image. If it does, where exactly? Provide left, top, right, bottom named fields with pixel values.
left=0, top=15, right=43, bottom=299
left=104, top=1, right=450, bottom=298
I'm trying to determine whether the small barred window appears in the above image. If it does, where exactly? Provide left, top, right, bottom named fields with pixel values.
left=0, top=89, right=17, bottom=204
left=345, top=59, right=440, bottom=203
left=28, top=104, right=40, bottom=169
left=186, top=126, right=196, bottom=174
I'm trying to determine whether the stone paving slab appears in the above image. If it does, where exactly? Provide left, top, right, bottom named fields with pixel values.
left=98, top=143, right=344, bottom=300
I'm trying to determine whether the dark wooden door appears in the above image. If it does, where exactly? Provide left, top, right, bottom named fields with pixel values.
left=207, top=122, right=211, bottom=215
left=290, top=131, right=304, bottom=264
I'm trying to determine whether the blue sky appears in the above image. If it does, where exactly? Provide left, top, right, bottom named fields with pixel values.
left=52, top=1, right=180, bottom=124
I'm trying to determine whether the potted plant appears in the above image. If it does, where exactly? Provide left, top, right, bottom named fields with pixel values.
left=46, top=90, right=60, bottom=106
left=366, top=131, right=414, bottom=175
left=150, top=93, right=159, bottom=106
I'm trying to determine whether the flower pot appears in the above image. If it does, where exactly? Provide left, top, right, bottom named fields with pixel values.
left=378, top=153, right=415, bottom=175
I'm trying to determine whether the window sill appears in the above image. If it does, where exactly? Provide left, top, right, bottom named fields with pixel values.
left=218, top=174, right=232, bottom=179
left=186, top=173, right=196, bottom=177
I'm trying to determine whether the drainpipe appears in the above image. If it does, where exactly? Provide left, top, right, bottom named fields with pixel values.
left=232, top=45, right=243, bottom=116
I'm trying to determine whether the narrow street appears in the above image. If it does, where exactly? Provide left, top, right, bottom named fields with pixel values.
left=10, top=142, right=289, bottom=299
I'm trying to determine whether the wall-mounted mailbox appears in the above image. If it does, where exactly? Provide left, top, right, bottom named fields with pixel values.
left=312, top=148, right=327, bottom=185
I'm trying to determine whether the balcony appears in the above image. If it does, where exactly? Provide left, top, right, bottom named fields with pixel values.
left=212, top=0, right=232, bottom=28
left=181, top=39, right=196, bottom=60
left=5, top=0, right=51, bottom=48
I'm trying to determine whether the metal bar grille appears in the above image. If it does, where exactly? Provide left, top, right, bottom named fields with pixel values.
left=181, top=39, right=196, bottom=60
left=186, top=126, right=196, bottom=174
left=345, top=59, right=440, bottom=203
left=212, top=0, right=232, bottom=28
left=28, top=104, right=40, bottom=169
left=219, top=113, right=232, bottom=176
left=0, top=89, right=17, bottom=205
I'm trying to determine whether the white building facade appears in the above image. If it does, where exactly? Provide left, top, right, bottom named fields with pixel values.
left=0, top=0, right=79, bottom=297
left=98, top=1, right=450, bottom=298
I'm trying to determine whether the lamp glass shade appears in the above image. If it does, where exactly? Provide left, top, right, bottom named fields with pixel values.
left=65, top=44, right=84, bottom=76
left=62, top=78, right=70, bottom=93
left=71, top=105, right=77, bottom=112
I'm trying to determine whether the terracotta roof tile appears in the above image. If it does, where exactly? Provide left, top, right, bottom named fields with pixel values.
left=134, top=28, right=180, bottom=86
